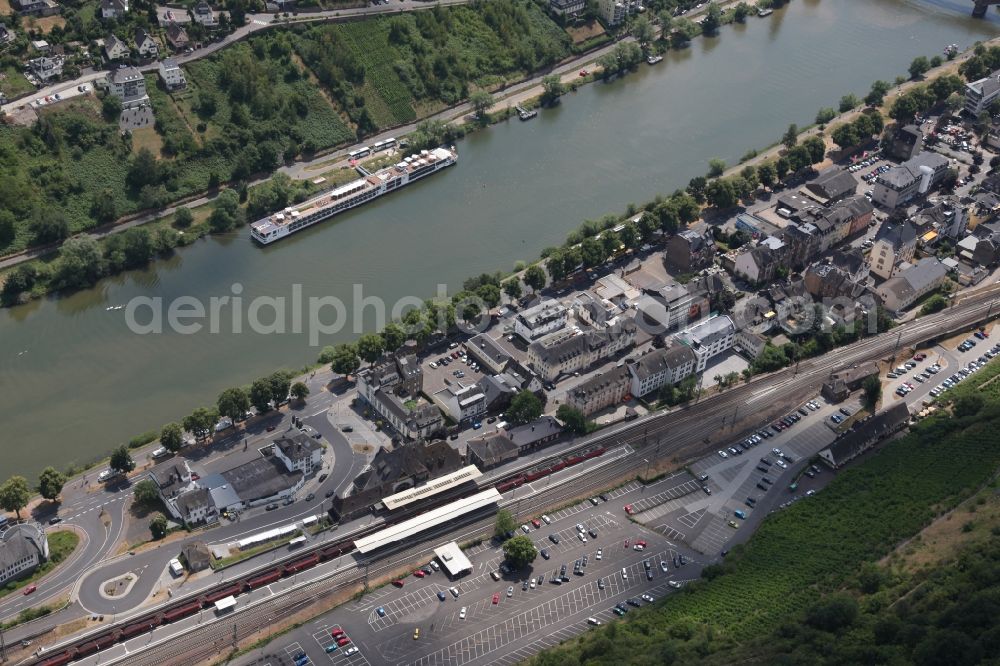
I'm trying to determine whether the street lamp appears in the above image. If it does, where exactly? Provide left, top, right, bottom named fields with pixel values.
left=642, top=458, right=650, bottom=489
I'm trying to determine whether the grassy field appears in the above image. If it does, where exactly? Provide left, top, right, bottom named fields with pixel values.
left=527, top=398, right=1000, bottom=665
left=0, top=66, right=37, bottom=99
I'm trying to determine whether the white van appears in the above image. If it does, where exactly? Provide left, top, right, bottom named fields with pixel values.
left=151, top=447, right=169, bottom=459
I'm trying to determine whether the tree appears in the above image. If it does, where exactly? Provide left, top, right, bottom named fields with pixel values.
left=149, top=512, right=169, bottom=539
left=919, top=293, right=948, bottom=316
left=909, top=55, right=931, bottom=79
left=782, top=123, right=799, bottom=149
left=133, top=479, right=160, bottom=507
left=160, top=422, right=184, bottom=453
left=290, top=381, right=309, bottom=402
left=865, top=80, right=891, bottom=107
left=631, top=15, right=655, bottom=47
left=838, top=93, right=860, bottom=112
left=110, top=445, right=136, bottom=475
left=0, top=476, right=31, bottom=520
left=523, top=264, right=546, bottom=292
left=503, top=534, right=538, bottom=569
left=802, top=136, right=826, bottom=164
left=508, top=390, right=543, bottom=425
left=494, top=508, right=516, bottom=539
left=127, top=147, right=160, bottom=191
left=862, top=375, right=882, bottom=410
left=758, top=162, right=777, bottom=189
left=37, top=467, right=66, bottom=502
left=953, top=394, right=984, bottom=418
left=470, top=90, right=495, bottom=119
left=805, top=594, right=858, bottom=632
left=31, top=208, right=70, bottom=244
left=329, top=343, right=361, bottom=376
left=945, top=92, right=964, bottom=115
left=831, top=122, right=862, bottom=149
left=250, top=378, right=273, bottom=413
left=217, top=387, right=250, bottom=423
left=267, top=371, right=292, bottom=406
left=208, top=189, right=243, bottom=232
left=556, top=404, right=589, bottom=434
left=540, top=74, right=565, bottom=106
left=381, top=322, right=406, bottom=352
left=0, top=210, right=15, bottom=247
left=701, top=2, right=722, bottom=34
left=101, top=93, right=122, bottom=121
left=183, top=407, right=219, bottom=439
left=502, top=279, right=522, bottom=302
left=733, top=2, right=751, bottom=22
left=708, top=158, right=726, bottom=177
left=815, top=107, right=837, bottom=124
left=357, top=333, right=385, bottom=364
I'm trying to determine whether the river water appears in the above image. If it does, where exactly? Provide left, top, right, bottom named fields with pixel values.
left=0, top=0, right=997, bottom=477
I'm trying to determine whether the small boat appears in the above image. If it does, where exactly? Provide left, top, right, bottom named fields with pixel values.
left=646, top=55, right=663, bottom=65
left=757, top=7, right=773, bottom=16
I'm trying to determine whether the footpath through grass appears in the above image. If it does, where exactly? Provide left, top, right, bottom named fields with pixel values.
left=527, top=398, right=1000, bottom=665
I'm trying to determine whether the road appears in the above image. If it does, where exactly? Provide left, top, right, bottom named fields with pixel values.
left=13, top=285, right=1000, bottom=663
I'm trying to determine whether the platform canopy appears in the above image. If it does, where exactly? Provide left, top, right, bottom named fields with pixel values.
left=381, top=465, right=483, bottom=512
left=354, top=488, right=500, bottom=555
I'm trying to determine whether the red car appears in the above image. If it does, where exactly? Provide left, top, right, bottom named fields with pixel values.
left=530, top=519, right=541, bottom=528
left=624, top=539, right=629, bottom=549
left=413, top=570, right=425, bottom=578
left=492, top=593, right=500, bottom=605
left=331, top=628, right=344, bottom=638
left=23, top=584, right=37, bottom=595
left=913, top=353, right=927, bottom=361
left=266, top=425, right=276, bottom=432
left=336, top=636, right=351, bottom=647
left=392, top=580, right=405, bottom=588
left=624, top=504, right=633, bottom=515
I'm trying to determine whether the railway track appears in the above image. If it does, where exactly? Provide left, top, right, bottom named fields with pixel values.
left=34, top=289, right=1000, bottom=666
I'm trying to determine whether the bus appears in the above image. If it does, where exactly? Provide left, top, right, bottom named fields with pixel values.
left=288, top=536, right=307, bottom=548
left=348, top=147, right=371, bottom=160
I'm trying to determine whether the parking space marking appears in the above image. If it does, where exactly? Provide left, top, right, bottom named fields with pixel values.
left=405, top=553, right=681, bottom=666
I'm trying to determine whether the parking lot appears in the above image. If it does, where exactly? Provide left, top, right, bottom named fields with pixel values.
left=254, top=492, right=698, bottom=666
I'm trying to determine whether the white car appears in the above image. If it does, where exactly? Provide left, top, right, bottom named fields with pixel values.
left=459, top=607, right=467, bottom=619
left=621, top=568, right=628, bottom=580
left=521, top=524, right=531, bottom=534
left=718, top=450, right=728, bottom=459
left=668, top=580, right=682, bottom=589
left=344, top=646, right=359, bottom=656
left=97, top=469, right=113, bottom=482
left=578, top=533, right=587, bottom=543
left=595, top=549, right=602, bottom=561
left=541, top=515, right=551, bottom=524
left=529, top=580, right=535, bottom=589
left=587, top=617, right=602, bottom=626
left=775, top=460, right=788, bottom=469
left=576, top=523, right=585, bottom=533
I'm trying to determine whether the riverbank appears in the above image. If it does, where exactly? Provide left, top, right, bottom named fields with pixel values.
left=0, top=0, right=763, bottom=303
left=1, top=0, right=995, bottom=481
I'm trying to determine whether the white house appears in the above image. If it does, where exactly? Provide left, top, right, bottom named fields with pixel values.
left=626, top=344, right=698, bottom=398
left=158, top=58, right=186, bottom=90
left=101, top=0, right=129, bottom=20
left=103, top=34, right=130, bottom=61
left=0, top=524, right=49, bottom=587
left=598, top=0, right=640, bottom=27
left=432, top=383, right=488, bottom=424
left=965, top=69, right=1000, bottom=116
left=875, top=258, right=948, bottom=313
left=514, top=299, right=567, bottom=342
left=105, top=65, right=149, bottom=108
left=27, top=55, right=63, bottom=82
left=134, top=27, right=158, bottom=58
left=192, top=1, right=218, bottom=26
left=272, top=432, right=323, bottom=475
left=675, top=315, right=737, bottom=373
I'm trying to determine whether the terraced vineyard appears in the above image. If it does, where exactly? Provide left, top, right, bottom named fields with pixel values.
left=295, top=0, right=571, bottom=131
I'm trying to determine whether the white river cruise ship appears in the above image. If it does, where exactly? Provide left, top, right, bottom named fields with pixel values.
left=250, top=146, right=457, bottom=244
